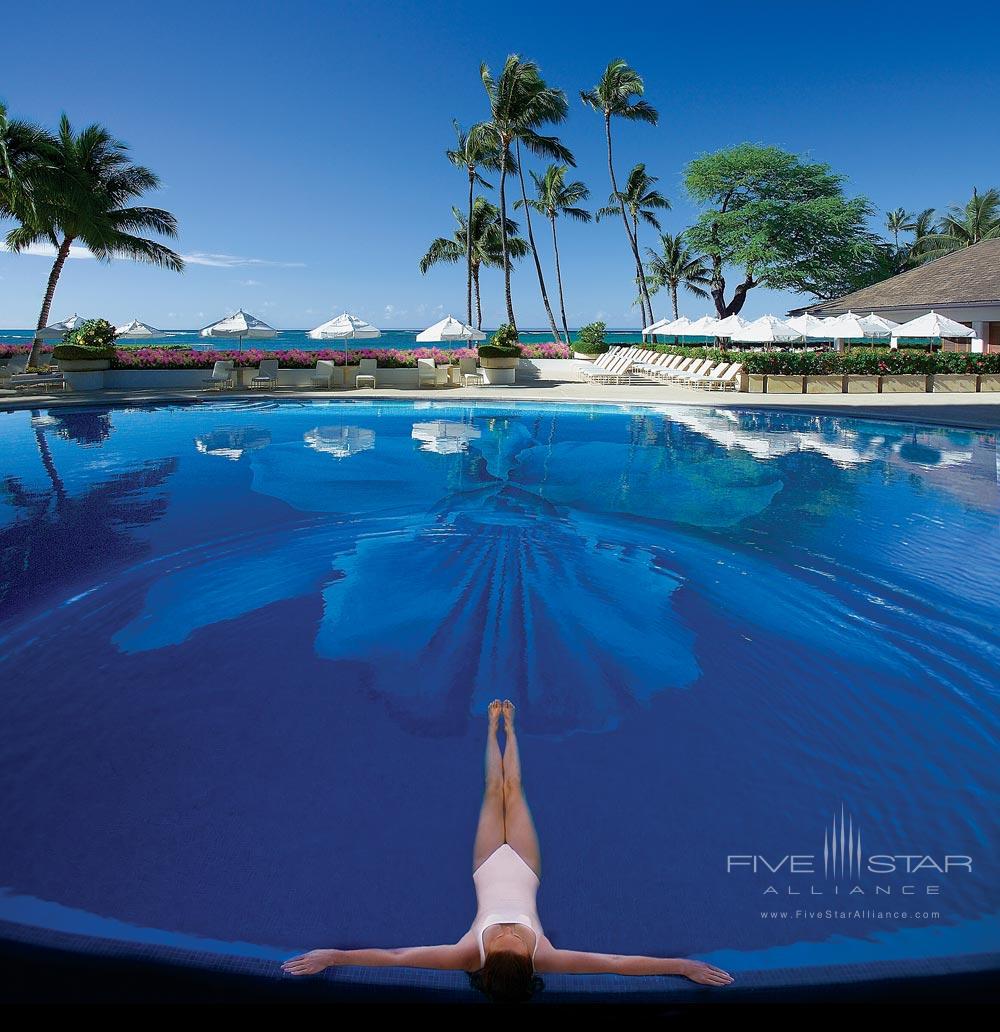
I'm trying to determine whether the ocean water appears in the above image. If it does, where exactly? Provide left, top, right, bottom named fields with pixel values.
left=0, top=400, right=996, bottom=974
left=0, top=327, right=662, bottom=352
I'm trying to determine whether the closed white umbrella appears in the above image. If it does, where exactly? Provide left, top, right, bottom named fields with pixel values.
left=37, top=313, right=89, bottom=340
left=308, top=312, right=381, bottom=379
left=200, top=309, right=278, bottom=354
left=415, top=315, right=486, bottom=342
left=731, top=315, right=804, bottom=344
left=786, top=313, right=834, bottom=338
left=116, top=318, right=165, bottom=339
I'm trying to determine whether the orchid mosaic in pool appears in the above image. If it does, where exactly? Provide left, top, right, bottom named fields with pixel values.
left=0, top=400, right=997, bottom=980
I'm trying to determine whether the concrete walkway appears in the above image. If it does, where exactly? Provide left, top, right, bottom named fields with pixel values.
left=3, top=377, right=1000, bottom=430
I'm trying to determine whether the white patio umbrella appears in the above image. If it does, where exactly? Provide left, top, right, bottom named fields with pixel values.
left=308, top=312, right=381, bottom=377
left=890, top=311, right=977, bottom=350
left=825, top=311, right=886, bottom=340
left=712, top=314, right=748, bottom=338
left=680, top=315, right=722, bottom=337
left=856, top=312, right=899, bottom=336
left=786, top=313, right=835, bottom=338
left=641, top=316, right=672, bottom=336
left=415, top=315, right=486, bottom=342
left=731, top=315, right=805, bottom=344
left=199, top=309, right=278, bottom=354
left=37, top=313, right=89, bottom=340
left=115, top=318, right=166, bottom=339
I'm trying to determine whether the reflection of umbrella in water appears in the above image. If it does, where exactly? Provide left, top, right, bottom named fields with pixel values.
left=195, top=428, right=272, bottom=461
left=411, top=420, right=482, bottom=454
left=304, top=425, right=376, bottom=459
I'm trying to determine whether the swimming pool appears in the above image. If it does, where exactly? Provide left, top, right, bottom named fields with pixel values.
left=0, top=400, right=997, bottom=996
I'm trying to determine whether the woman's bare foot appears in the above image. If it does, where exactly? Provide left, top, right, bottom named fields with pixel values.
left=502, top=699, right=515, bottom=732
left=488, top=699, right=502, bottom=731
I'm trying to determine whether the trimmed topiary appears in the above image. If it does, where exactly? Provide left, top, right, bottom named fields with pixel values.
left=53, top=318, right=118, bottom=361
left=573, top=321, right=608, bottom=355
left=479, top=323, right=522, bottom=359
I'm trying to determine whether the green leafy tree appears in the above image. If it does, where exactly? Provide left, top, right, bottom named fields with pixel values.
left=515, top=163, right=590, bottom=344
left=581, top=60, right=658, bottom=327
left=480, top=55, right=573, bottom=337
left=5, top=115, right=184, bottom=366
left=419, top=198, right=528, bottom=328
left=644, top=232, right=711, bottom=319
left=885, top=207, right=913, bottom=247
left=597, top=163, right=670, bottom=325
left=915, top=187, right=1000, bottom=262
left=684, top=144, right=877, bottom=315
left=446, top=121, right=503, bottom=327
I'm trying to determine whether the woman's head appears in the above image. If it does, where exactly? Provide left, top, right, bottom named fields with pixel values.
left=470, top=948, right=542, bottom=1004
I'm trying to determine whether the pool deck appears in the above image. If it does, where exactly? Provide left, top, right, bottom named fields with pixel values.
left=3, top=378, right=1000, bottom=431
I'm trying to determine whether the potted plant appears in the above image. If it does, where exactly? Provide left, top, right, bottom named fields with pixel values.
left=573, top=321, right=609, bottom=362
left=53, top=318, right=117, bottom=372
left=478, top=323, right=522, bottom=385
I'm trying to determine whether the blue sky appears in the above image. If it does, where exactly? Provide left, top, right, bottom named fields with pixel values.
left=2, top=0, right=997, bottom=330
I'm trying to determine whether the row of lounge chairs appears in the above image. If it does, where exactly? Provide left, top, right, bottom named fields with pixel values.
left=203, top=355, right=486, bottom=391
left=575, top=347, right=743, bottom=391
left=0, top=353, right=66, bottom=392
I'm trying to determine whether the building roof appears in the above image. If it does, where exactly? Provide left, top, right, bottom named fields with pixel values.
left=791, top=238, right=1000, bottom=316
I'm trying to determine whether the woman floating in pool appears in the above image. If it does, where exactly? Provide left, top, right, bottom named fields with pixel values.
left=282, top=700, right=733, bottom=1002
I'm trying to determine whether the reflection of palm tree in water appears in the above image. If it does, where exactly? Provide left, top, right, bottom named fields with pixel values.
left=1, top=419, right=177, bottom=615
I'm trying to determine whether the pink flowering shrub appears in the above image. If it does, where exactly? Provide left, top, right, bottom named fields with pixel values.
left=108, top=342, right=571, bottom=370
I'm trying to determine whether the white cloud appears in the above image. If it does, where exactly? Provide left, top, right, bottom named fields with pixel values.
left=1, top=241, right=94, bottom=260
left=239, top=278, right=262, bottom=286
left=1, top=242, right=305, bottom=268
left=182, top=252, right=305, bottom=268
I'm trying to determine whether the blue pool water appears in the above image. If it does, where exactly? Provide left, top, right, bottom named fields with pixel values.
left=0, top=400, right=997, bottom=977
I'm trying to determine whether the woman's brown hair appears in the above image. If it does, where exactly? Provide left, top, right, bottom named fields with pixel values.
left=469, top=950, right=543, bottom=1003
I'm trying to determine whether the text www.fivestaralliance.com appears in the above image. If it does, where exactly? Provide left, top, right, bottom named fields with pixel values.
left=760, top=910, right=940, bottom=921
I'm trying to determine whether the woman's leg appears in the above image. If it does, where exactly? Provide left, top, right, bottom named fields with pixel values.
left=500, top=701, right=541, bottom=879
left=472, top=700, right=506, bottom=873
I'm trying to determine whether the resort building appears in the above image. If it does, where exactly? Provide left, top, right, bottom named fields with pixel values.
left=792, top=238, right=1000, bottom=352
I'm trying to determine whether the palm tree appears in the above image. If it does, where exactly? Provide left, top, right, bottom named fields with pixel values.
left=597, top=163, right=670, bottom=325
left=515, top=164, right=590, bottom=344
left=481, top=54, right=573, bottom=337
left=581, top=59, right=658, bottom=328
left=0, top=101, right=55, bottom=223
left=885, top=207, right=913, bottom=247
left=419, top=198, right=528, bottom=328
left=915, top=188, right=1000, bottom=262
left=446, top=121, right=502, bottom=327
left=644, top=233, right=711, bottom=319
left=5, top=115, right=184, bottom=366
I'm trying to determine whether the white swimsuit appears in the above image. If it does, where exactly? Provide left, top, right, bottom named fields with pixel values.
left=471, top=844, right=544, bottom=967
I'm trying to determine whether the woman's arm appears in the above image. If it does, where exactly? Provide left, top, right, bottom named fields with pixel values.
left=533, top=940, right=732, bottom=985
left=282, top=931, right=479, bottom=976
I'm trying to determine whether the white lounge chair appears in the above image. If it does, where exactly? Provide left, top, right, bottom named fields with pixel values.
left=417, top=357, right=449, bottom=388
left=458, top=356, right=484, bottom=387
left=0, top=354, right=29, bottom=387
left=11, top=370, right=66, bottom=393
left=355, top=358, right=377, bottom=389
left=579, top=349, right=651, bottom=384
left=689, top=362, right=744, bottom=391
left=311, top=360, right=337, bottom=390
left=203, top=360, right=235, bottom=390
left=249, top=358, right=279, bottom=390
left=664, top=359, right=715, bottom=382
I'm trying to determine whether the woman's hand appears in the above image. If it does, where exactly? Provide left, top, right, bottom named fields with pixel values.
left=677, top=959, right=733, bottom=986
left=281, top=948, right=340, bottom=976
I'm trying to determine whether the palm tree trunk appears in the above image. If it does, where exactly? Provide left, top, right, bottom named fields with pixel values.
left=605, top=114, right=653, bottom=329
left=32, top=411, right=67, bottom=506
left=30, top=236, right=73, bottom=366
left=466, top=171, right=475, bottom=327
left=550, top=214, right=570, bottom=346
left=515, top=140, right=562, bottom=346
left=631, top=212, right=651, bottom=327
left=473, top=264, right=483, bottom=329
left=498, top=144, right=516, bottom=331
left=671, top=285, right=679, bottom=320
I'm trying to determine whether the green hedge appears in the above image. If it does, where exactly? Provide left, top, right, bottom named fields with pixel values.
left=574, top=321, right=609, bottom=355
left=640, top=345, right=1000, bottom=375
